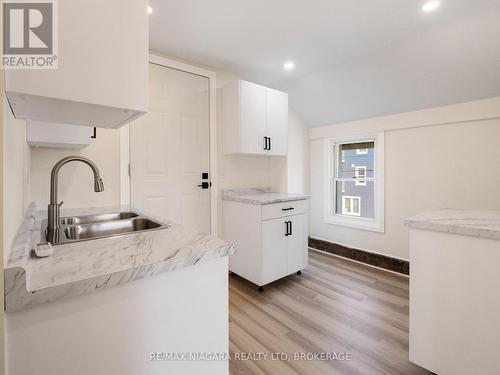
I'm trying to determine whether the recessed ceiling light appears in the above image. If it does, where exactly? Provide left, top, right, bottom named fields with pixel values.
left=147, top=5, right=153, bottom=15
left=422, top=1, right=441, bottom=12
left=283, top=61, right=295, bottom=71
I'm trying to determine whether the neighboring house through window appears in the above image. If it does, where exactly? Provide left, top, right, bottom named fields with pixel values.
left=355, top=166, right=367, bottom=186
left=342, top=196, right=361, bottom=216
left=325, top=133, right=385, bottom=232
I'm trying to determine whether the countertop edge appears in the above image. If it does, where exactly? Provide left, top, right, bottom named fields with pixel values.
left=5, top=243, right=234, bottom=313
left=404, top=210, right=500, bottom=241
left=221, top=187, right=311, bottom=205
left=222, top=195, right=311, bottom=205
left=4, top=204, right=235, bottom=313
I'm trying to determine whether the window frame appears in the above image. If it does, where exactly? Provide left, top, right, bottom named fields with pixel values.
left=324, top=132, right=385, bottom=233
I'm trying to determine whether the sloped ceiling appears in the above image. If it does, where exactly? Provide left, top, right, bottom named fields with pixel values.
left=149, top=0, right=500, bottom=126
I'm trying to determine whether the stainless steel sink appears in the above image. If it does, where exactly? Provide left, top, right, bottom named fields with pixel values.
left=64, top=218, right=162, bottom=240
left=60, top=212, right=138, bottom=225
left=41, top=212, right=169, bottom=245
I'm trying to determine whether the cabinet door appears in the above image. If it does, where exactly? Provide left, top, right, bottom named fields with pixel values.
left=265, top=88, right=288, bottom=156
left=287, top=214, right=308, bottom=274
left=5, top=0, right=148, bottom=128
left=261, top=218, right=289, bottom=285
left=27, top=121, right=92, bottom=148
left=240, top=81, right=267, bottom=154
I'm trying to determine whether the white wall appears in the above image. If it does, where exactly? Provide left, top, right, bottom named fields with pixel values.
left=30, top=128, right=121, bottom=209
left=287, top=111, right=309, bottom=194
left=309, top=97, right=500, bottom=260
left=0, top=65, right=4, bottom=375
left=119, top=124, right=130, bottom=206
left=3, top=100, right=31, bottom=263
left=267, top=111, right=310, bottom=195
left=3, top=108, right=124, bottom=262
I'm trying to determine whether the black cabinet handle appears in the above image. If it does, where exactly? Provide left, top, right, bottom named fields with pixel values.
left=284, top=221, right=292, bottom=236
left=289, top=221, right=292, bottom=236
left=285, top=221, right=289, bottom=236
left=282, top=207, right=294, bottom=211
left=263, top=137, right=272, bottom=150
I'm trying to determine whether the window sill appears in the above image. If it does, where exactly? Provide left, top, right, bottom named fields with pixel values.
left=324, top=215, right=385, bottom=233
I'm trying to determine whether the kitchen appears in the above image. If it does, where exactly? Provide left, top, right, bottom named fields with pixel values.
left=1, top=1, right=500, bottom=374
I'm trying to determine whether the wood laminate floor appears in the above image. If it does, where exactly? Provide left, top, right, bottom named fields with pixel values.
left=229, top=250, right=431, bottom=375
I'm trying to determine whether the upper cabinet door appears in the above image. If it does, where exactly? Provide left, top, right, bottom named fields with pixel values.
left=265, top=88, right=288, bottom=156
left=239, top=81, right=267, bottom=154
left=4, top=0, right=149, bottom=129
left=222, top=80, right=288, bottom=156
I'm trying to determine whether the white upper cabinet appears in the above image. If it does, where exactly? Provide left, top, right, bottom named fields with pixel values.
left=222, top=80, right=288, bottom=156
left=239, top=81, right=266, bottom=154
left=27, top=121, right=93, bottom=149
left=265, top=87, right=288, bottom=156
left=5, top=0, right=149, bottom=129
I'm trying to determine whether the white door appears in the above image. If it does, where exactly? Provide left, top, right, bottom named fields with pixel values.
left=265, top=88, right=288, bottom=156
left=287, top=214, right=308, bottom=274
left=239, top=80, right=266, bottom=154
left=261, top=218, right=288, bottom=285
left=130, top=63, right=211, bottom=233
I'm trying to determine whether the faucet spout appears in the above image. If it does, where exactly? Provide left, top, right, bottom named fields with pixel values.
left=94, top=176, right=105, bottom=193
left=46, top=156, right=104, bottom=243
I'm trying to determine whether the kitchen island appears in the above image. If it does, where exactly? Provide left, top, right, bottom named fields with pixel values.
left=5, top=204, right=234, bottom=375
left=405, top=209, right=500, bottom=375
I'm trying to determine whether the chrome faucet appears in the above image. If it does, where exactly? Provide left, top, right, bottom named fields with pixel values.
left=46, top=156, right=104, bottom=243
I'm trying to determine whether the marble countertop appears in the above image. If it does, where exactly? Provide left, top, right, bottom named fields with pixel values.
left=405, top=209, right=500, bottom=241
left=222, top=188, right=310, bottom=205
left=4, top=204, right=234, bottom=312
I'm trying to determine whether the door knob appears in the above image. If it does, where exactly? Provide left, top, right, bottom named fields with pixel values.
left=198, top=182, right=210, bottom=189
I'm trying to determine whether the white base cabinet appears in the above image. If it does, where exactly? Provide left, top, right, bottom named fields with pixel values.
left=223, top=199, right=308, bottom=287
left=6, top=257, right=229, bottom=375
left=409, top=228, right=500, bottom=375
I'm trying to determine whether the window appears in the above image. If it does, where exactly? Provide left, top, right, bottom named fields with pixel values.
left=342, top=196, right=361, bottom=216
left=334, top=141, right=374, bottom=220
left=325, top=133, right=384, bottom=232
left=355, top=166, right=367, bottom=186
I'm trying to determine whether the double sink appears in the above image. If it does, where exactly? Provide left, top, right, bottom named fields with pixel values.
left=41, top=211, right=169, bottom=245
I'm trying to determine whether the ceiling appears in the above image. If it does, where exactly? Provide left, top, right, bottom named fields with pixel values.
left=149, top=0, right=500, bottom=126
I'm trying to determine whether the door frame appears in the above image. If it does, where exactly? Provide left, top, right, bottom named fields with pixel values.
left=126, top=52, right=218, bottom=236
